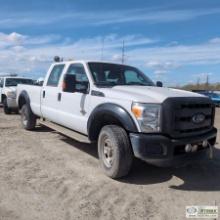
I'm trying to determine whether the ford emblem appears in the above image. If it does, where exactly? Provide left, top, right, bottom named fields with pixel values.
left=192, top=113, right=206, bottom=124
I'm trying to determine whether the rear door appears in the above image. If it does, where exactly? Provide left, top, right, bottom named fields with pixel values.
left=41, top=64, right=65, bottom=122
left=0, top=78, right=4, bottom=103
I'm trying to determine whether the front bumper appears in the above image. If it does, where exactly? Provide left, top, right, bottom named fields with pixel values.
left=7, top=97, right=18, bottom=109
left=129, top=128, right=217, bottom=167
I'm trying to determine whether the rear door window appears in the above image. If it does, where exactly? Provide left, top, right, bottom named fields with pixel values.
left=0, top=78, right=3, bottom=88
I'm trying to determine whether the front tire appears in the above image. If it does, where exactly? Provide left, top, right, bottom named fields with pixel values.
left=20, top=104, right=36, bottom=130
left=3, top=98, right=11, bottom=114
left=98, top=125, right=133, bottom=179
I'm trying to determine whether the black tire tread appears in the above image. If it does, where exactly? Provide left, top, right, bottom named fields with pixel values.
left=3, top=98, right=11, bottom=114
left=98, top=125, right=133, bottom=179
left=21, top=104, right=36, bottom=130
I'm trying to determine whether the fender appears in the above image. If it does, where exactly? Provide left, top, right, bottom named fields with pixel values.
left=87, top=103, right=138, bottom=141
left=18, top=90, right=30, bottom=109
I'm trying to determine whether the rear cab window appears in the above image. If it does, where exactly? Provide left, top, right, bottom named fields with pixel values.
left=5, top=78, right=33, bottom=87
left=47, top=64, right=65, bottom=87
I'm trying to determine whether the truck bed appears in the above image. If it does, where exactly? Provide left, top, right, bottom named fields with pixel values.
left=16, top=84, right=42, bottom=117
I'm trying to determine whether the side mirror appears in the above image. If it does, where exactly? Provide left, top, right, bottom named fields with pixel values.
left=63, top=74, right=76, bottom=93
left=156, top=81, right=163, bottom=87
left=63, top=74, right=88, bottom=93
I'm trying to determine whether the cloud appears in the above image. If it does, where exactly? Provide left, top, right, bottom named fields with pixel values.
left=209, top=37, right=220, bottom=44
left=0, top=32, right=61, bottom=49
left=192, top=72, right=213, bottom=83
left=94, top=8, right=220, bottom=25
left=3, top=32, right=25, bottom=43
left=1, top=32, right=220, bottom=81
left=1, top=8, right=220, bottom=28
left=0, top=33, right=156, bottom=75
left=145, top=61, right=180, bottom=76
left=126, top=40, right=220, bottom=75
left=0, top=32, right=26, bottom=48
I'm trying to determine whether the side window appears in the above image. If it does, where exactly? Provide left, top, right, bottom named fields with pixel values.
left=124, top=70, right=145, bottom=84
left=0, top=78, right=3, bottom=88
left=47, top=64, right=65, bottom=86
left=66, top=63, right=88, bottom=82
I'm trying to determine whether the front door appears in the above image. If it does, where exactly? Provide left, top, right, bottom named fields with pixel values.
left=56, top=63, right=90, bottom=134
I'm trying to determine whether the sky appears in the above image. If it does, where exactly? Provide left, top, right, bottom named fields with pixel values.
left=0, top=0, right=220, bottom=86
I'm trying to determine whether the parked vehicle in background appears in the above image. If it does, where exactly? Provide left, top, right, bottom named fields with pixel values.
left=17, top=60, right=217, bottom=178
left=35, top=77, right=44, bottom=86
left=0, top=76, right=33, bottom=114
left=193, top=90, right=220, bottom=107
left=204, top=93, right=220, bottom=107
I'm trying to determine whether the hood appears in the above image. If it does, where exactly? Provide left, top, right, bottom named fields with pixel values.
left=101, top=86, right=205, bottom=103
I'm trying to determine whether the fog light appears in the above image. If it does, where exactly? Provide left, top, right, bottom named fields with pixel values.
left=185, top=144, right=192, bottom=153
left=192, top=145, right=198, bottom=152
left=202, top=140, right=208, bottom=148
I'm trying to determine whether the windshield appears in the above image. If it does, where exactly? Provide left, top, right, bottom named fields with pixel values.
left=88, top=62, right=155, bottom=87
left=5, top=78, right=33, bottom=87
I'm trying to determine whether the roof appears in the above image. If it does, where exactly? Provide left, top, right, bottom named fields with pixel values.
left=0, top=73, right=18, bottom=77
left=52, top=60, right=125, bottom=66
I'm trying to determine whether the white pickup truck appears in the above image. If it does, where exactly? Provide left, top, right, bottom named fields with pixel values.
left=16, top=60, right=217, bottom=178
left=0, top=76, right=33, bottom=114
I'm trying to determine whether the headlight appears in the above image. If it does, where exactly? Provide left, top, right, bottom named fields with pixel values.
left=131, top=103, right=161, bottom=132
left=6, top=91, right=16, bottom=99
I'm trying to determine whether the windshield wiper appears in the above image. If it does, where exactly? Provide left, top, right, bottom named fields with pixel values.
left=95, top=81, right=126, bottom=87
left=126, top=82, right=150, bottom=86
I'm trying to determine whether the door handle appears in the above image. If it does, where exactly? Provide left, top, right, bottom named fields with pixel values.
left=58, top=92, right=62, bottom=101
left=42, top=90, right=45, bottom=98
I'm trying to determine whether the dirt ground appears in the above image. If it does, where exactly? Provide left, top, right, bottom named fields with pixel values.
left=0, top=107, right=219, bottom=220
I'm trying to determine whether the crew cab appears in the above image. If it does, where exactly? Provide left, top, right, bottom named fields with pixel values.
left=16, top=60, right=217, bottom=178
left=0, top=76, right=33, bottom=114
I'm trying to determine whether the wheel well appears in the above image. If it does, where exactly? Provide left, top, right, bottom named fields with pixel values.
left=88, top=113, right=125, bottom=141
left=18, top=95, right=27, bottom=109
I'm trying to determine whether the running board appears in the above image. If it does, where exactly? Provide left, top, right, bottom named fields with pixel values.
left=39, top=120, right=91, bottom=143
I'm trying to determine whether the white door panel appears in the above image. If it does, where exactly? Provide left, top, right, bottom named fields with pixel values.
left=53, top=63, right=91, bottom=134
left=41, top=86, right=63, bottom=122
left=55, top=92, right=90, bottom=134
left=41, top=64, right=65, bottom=123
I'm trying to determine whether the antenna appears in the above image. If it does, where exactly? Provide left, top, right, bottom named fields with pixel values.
left=101, top=38, right=105, bottom=61
left=122, top=40, right=125, bottom=64
left=197, top=77, right=200, bottom=89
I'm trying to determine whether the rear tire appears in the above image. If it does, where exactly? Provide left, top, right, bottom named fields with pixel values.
left=98, top=125, right=133, bottom=179
left=3, top=98, right=11, bottom=114
left=20, top=104, right=36, bottom=130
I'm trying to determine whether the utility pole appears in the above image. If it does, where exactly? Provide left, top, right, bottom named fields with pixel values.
left=197, top=77, right=200, bottom=89
left=121, top=40, right=125, bottom=64
left=206, top=74, right=209, bottom=90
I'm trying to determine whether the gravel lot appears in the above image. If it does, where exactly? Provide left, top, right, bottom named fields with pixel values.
left=0, top=107, right=219, bottom=220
